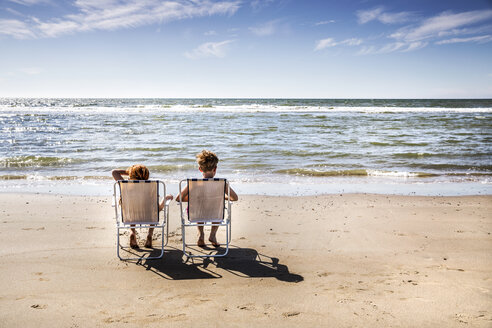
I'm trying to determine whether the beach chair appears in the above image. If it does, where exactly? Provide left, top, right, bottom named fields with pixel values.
left=113, top=180, right=170, bottom=260
left=179, top=178, right=232, bottom=258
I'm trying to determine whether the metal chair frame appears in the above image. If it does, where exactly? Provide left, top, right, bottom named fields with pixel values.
left=179, top=178, right=232, bottom=258
left=113, top=180, right=170, bottom=260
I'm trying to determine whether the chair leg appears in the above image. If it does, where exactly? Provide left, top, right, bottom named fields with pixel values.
left=146, top=225, right=164, bottom=260
left=163, top=208, right=170, bottom=247
left=117, top=226, right=123, bottom=260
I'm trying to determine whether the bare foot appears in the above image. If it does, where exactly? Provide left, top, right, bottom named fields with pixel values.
left=208, top=237, right=220, bottom=248
left=130, top=234, right=138, bottom=249
left=144, top=235, right=153, bottom=248
left=197, top=237, right=206, bottom=248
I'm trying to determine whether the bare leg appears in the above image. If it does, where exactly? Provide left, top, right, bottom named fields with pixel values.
left=145, top=227, right=154, bottom=248
left=209, top=225, right=220, bottom=247
left=197, top=225, right=205, bottom=247
left=130, top=227, right=138, bottom=248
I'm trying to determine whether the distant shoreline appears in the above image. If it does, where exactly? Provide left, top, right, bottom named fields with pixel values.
left=2, top=97, right=492, bottom=100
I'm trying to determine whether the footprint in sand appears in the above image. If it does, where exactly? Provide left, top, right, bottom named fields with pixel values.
left=282, top=311, right=300, bottom=317
left=166, top=313, right=186, bottom=320
left=31, top=304, right=47, bottom=309
left=238, top=304, right=255, bottom=311
left=337, top=298, right=355, bottom=304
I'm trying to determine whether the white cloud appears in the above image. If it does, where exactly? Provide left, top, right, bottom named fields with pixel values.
left=357, top=41, right=426, bottom=55
left=5, top=7, right=25, bottom=17
left=341, top=38, right=362, bottom=46
left=249, top=19, right=279, bottom=36
left=315, top=37, right=363, bottom=51
left=0, top=0, right=241, bottom=39
left=19, top=67, right=43, bottom=75
left=0, top=19, right=36, bottom=39
left=436, top=35, right=492, bottom=45
left=314, top=38, right=337, bottom=50
left=74, top=0, right=121, bottom=10
left=356, top=9, right=492, bottom=55
left=374, top=42, right=405, bottom=53
left=35, top=19, right=82, bottom=38
left=8, top=0, right=51, bottom=5
left=357, top=7, right=415, bottom=25
left=379, top=12, right=415, bottom=24
left=357, top=46, right=376, bottom=56
left=184, top=40, right=234, bottom=59
left=227, top=27, right=240, bottom=37
left=391, top=10, right=492, bottom=42
left=357, top=7, right=383, bottom=24
left=251, top=0, right=274, bottom=11
left=204, top=30, right=217, bottom=36
left=315, top=20, right=335, bottom=26
left=402, top=41, right=427, bottom=52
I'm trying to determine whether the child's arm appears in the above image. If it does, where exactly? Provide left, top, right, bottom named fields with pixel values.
left=112, top=169, right=128, bottom=181
left=175, top=185, right=189, bottom=202
left=226, top=183, right=238, bottom=201
left=159, top=194, right=174, bottom=211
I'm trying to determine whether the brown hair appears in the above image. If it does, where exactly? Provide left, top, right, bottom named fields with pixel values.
left=128, top=164, right=149, bottom=180
left=196, top=150, right=219, bottom=172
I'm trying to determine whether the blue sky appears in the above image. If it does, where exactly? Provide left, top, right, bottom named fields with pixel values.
left=1, top=0, right=491, bottom=98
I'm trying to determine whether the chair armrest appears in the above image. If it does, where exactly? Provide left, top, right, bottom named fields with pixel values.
left=159, top=198, right=173, bottom=212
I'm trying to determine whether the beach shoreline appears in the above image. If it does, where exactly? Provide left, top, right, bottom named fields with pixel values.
left=1, top=178, right=491, bottom=197
left=1, top=191, right=490, bottom=327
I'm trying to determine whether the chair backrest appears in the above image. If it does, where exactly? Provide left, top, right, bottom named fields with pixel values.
left=188, top=178, right=226, bottom=223
left=119, top=180, right=159, bottom=224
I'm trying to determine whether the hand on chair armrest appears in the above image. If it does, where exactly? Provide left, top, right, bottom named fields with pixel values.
left=159, top=194, right=173, bottom=211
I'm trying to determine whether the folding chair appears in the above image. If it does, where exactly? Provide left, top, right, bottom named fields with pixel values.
left=179, top=178, right=232, bottom=258
left=113, top=180, right=170, bottom=260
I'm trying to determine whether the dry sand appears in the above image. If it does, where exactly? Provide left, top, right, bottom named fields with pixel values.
left=0, top=192, right=491, bottom=327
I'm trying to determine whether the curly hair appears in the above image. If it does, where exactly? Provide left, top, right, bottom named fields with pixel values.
left=196, top=150, right=219, bottom=172
left=128, top=164, right=149, bottom=180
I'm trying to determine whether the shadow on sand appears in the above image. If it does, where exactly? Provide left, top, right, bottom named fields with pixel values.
left=136, top=246, right=303, bottom=282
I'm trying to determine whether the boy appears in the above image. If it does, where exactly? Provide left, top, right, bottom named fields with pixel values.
left=177, top=150, right=238, bottom=247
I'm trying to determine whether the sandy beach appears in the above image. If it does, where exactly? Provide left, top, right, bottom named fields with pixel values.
left=0, top=192, right=491, bottom=327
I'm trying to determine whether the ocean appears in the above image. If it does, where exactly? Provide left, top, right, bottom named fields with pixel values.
left=1, top=98, right=491, bottom=196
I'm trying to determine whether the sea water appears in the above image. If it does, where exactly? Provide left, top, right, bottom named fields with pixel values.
left=0, top=98, right=491, bottom=196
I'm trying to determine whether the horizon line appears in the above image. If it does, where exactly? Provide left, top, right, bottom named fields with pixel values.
left=1, top=96, right=491, bottom=100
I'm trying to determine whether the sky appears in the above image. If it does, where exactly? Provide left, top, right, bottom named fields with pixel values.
left=0, top=0, right=491, bottom=98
